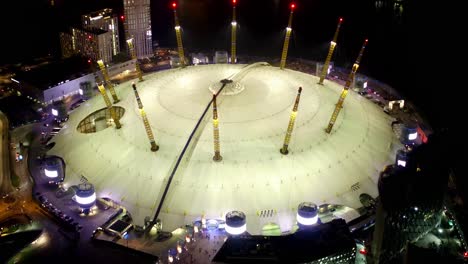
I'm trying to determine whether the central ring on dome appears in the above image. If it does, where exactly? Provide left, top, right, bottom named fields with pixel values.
left=209, top=81, right=245, bottom=95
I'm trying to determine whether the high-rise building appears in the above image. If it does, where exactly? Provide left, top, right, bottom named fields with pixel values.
left=123, top=0, right=153, bottom=58
left=82, top=8, right=120, bottom=57
left=371, top=133, right=450, bottom=263
left=60, top=8, right=121, bottom=63
left=60, top=27, right=114, bottom=63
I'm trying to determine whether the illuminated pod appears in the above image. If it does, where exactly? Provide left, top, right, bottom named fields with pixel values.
left=225, top=211, right=246, bottom=235
left=97, top=59, right=120, bottom=103
left=297, top=202, right=319, bottom=227
left=318, top=18, right=343, bottom=85
left=280, top=87, right=302, bottom=155
left=75, top=183, right=96, bottom=207
left=97, top=83, right=122, bottom=129
left=230, top=0, right=237, bottom=64
left=126, top=38, right=144, bottom=82
left=325, top=39, right=368, bottom=134
left=172, top=2, right=186, bottom=67
left=212, top=94, right=222, bottom=161
left=132, top=83, right=159, bottom=152
left=279, top=3, right=296, bottom=69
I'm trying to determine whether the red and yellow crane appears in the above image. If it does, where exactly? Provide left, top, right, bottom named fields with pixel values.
left=212, top=94, right=222, bottom=161
left=279, top=3, right=296, bottom=70
left=318, top=18, right=343, bottom=85
left=132, top=83, right=159, bottom=151
left=231, top=0, right=237, bottom=64
left=280, top=87, right=302, bottom=155
left=172, top=2, right=186, bottom=67
left=325, top=39, right=368, bottom=134
left=97, top=83, right=121, bottom=129
left=97, top=59, right=120, bottom=103
left=126, top=38, right=144, bottom=82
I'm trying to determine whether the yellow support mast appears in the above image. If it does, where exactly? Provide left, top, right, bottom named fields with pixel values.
left=325, top=39, right=368, bottom=134
left=97, top=83, right=121, bottom=129
left=279, top=3, right=296, bottom=70
left=230, top=0, right=237, bottom=64
left=172, top=2, right=186, bottom=67
left=132, top=83, right=159, bottom=152
left=280, top=87, right=302, bottom=155
left=318, top=18, right=343, bottom=85
left=126, top=38, right=144, bottom=82
left=212, top=94, right=222, bottom=162
left=97, top=59, right=120, bottom=103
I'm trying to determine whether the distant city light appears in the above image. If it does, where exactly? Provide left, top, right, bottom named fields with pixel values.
left=339, top=17, right=343, bottom=22
left=286, top=27, right=292, bottom=31
left=44, top=169, right=58, bottom=178
left=175, top=26, right=181, bottom=30
left=11, top=78, right=20, bottom=83
left=172, top=2, right=177, bottom=9
left=414, top=207, right=418, bottom=211
left=51, top=109, right=58, bottom=116
left=90, top=15, right=103, bottom=21
left=291, top=3, right=296, bottom=9
left=438, top=228, right=443, bottom=234
left=397, top=160, right=406, bottom=167
left=120, top=15, right=124, bottom=20
left=363, top=81, right=368, bottom=89
left=408, top=132, right=417, bottom=140
left=177, top=243, right=182, bottom=253
left=231, top=21, right=237, bottom=26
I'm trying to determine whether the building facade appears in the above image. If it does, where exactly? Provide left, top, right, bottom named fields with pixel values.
left=371, top=135, right=449, bottom=263
left=60, top=8, right=120, bottom=63
left=60, top=28, right=114, bottom=64
left=123, top=0, right=153, bottom=58
left=82, top=8, right=120, bottom=57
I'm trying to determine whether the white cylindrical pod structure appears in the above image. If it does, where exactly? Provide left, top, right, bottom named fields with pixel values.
left=297, top=202, right=319, bottom=227
left=75, top=183, right=96, bottom=209
left=225, top=211, right=246, bottom=235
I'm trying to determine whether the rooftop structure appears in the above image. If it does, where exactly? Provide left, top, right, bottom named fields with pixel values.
left=48, top=63, right=401, bottom=234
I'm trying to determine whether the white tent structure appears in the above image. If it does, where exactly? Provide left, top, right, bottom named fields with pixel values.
left=48, top=64, right=401, bottom=234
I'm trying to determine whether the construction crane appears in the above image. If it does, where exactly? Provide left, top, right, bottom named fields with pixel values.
left=230, top=0, right=237, bottom=64
left=172, top=2, right=186, bottom=67
left=279, top=3, right=296, bottom=70
left=318, top=18, right=343, bottom=85
left=325, top=39, right=368, bottom=134
left=280, top=87, right=302, bottom=155
left=132, top=83, right=159, bottom=151
left=97, top=59, right=119, bottom=103
left=126, top=38, right=144, bottom=82
left=212, top=94, right=222, bottom=161
left=97, top=83, right=121, bottom=129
